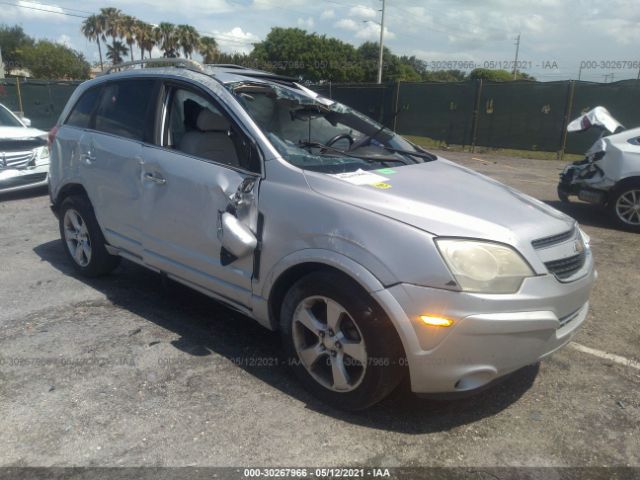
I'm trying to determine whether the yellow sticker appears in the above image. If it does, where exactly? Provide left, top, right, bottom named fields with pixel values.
left=371, top=182, right=391, bottom=189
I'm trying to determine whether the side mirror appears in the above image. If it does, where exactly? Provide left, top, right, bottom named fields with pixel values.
left=220, top=212, right=257, bottom=259
left=21, top=117, right=32, bottom=127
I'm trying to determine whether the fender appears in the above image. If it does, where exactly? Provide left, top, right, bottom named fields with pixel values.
left=251, top=248, right=388, bottom=330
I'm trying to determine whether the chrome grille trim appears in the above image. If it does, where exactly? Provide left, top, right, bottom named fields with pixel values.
left=532, top=227, right=576, bottom=249
left=1, top=150, right=35, bottom=169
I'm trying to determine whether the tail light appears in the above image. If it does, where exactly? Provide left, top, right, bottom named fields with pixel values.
left=48, top=125, right=59, bottom=147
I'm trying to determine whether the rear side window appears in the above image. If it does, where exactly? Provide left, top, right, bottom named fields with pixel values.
left=94, top=79, right=156, bottom=141
left=65, top=87, right=101, bottom=128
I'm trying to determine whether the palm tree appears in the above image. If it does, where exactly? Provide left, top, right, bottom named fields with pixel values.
left=121, top=15, right=137, bottom=62
left=135, top=21, right=155, bottom=60
left=81, top=14, right=104, bottom=71
left=155, top=22, right=179, bottom=58
left=106, top=40, right=129, bottom=65
left=99, top=7, right=123, bottom=52
left=176, top=24, right=200, bottom=59
left=198, top=36, right=219, bottom=64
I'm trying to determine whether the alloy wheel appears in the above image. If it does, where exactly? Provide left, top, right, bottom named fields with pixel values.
left=292, top=296, right=368, bottom=392
left=63, top=208, right=92, bottom=267
left=615, top=189, right=640, bottom=226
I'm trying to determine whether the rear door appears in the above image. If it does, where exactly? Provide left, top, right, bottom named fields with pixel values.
left=139, top=81, right=263, bottom=308
left=78, top=78, right=159, bottom=259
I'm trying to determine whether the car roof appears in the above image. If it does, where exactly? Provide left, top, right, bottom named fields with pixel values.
left=92, top=63, right=300, bottom=88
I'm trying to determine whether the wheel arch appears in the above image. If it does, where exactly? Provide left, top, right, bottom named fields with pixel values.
left=263, top=250, right=388, bottom=331
left=614, top=175, right=640, bottom=189
left=52, top=182, right=89, bottom=213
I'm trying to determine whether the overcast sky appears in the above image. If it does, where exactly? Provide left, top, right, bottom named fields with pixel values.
left=4, top=0, right=640, bottom=81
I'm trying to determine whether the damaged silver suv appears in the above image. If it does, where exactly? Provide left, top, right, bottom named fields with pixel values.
left=49, top=60, right=596, bottom=410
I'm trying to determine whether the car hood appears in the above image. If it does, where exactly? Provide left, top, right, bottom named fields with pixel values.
left=0, top=126, right=47, bottom=140
left=303, top=158, right=575, bottom=245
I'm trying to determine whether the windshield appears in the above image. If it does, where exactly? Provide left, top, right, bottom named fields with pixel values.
left=229, top=82, right=433, bottom=173
left=0, top=105, right=24, bottom=128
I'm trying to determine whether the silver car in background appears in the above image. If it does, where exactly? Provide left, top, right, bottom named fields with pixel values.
left=0, top=102, right=49, bottom=193
left=48, top=61, right=596, bottom=410
left=558, top=106, right=640, bottom=232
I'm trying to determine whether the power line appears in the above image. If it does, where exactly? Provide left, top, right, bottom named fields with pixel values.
left=1, top=0, right=88, bottom=18
left=20, top=0, right=93, bottom=15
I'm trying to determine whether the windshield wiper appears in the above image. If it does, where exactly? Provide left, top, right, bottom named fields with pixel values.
left=298, top=141, right=408, bottom=165
left=377, top=145, right=437, bottom=161
left=349, top=105, right=406, bottom=151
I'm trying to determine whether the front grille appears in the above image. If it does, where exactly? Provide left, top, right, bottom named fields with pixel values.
left=544, top=252, right=586, bottom=280
left=1, top=150, right=35, bottom=169
left=532, top=228, right=576, bottom=249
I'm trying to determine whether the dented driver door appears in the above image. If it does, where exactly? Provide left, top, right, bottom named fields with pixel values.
left=138, top=143, right=260, bottom=308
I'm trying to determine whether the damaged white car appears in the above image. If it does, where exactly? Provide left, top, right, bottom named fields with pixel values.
left=558, top=106, right=640, bottom=232
left=0, top=102, right=50, bottom=194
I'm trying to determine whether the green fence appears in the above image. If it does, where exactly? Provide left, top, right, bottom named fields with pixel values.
left=3, top=77, right=640, bottom=156
left=316, top=79, right=640, bottom=156
left=0, top=78, right=81, bottom=130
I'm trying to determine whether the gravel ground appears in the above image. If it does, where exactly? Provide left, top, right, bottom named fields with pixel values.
left=0, top=152, right=638, bottom=468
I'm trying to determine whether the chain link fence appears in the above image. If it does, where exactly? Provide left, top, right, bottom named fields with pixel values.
left=0, top=78, right=81, bottom=130
left=2, top=77, right=640, bottom=156
left=316, top=79, right=640, bottom=156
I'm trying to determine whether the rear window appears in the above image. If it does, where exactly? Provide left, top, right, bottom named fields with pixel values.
left=94, top=79, right=156, bottom=141
left=65, top=87, right=101, bottom=128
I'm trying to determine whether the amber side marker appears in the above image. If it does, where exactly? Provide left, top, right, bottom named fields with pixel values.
left=420, top=315, right=454, bottom=327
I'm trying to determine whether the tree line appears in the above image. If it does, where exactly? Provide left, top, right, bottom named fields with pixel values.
left=0, top=25, right=90, bottom=79
left=2, top=9, right=536, bottom=82
left=80, top=8, right=219, bottom=68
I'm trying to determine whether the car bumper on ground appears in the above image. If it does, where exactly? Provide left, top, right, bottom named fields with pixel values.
left=0, top=164, right=49, bottom=194
left=373, top=257, right=597, bottom=394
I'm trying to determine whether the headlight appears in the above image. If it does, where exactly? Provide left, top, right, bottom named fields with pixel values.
left=34, top=145, right=49, bottom=164
left=435, top=239, right=534, bottom=294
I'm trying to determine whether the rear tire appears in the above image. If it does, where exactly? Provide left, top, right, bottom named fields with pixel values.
left=607, top=179, right=640, bottom=233
left=280, top=270, right=406, bottom=411
left=58, top=195, right=121, bottom=277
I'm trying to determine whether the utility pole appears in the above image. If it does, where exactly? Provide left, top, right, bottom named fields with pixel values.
left=512, top=33, right=520, bottom=80
left=0, top=47, right=5, bottom=79
left=377, top=0, right=386, bottom=84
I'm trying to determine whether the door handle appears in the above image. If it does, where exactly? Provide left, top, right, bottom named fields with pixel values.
left=143, top=172, right=167, bottom=185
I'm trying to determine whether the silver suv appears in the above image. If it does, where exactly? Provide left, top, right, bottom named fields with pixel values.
left=49, top=60, right=596, bottom=410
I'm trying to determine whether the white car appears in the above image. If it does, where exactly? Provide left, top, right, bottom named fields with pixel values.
left=0, top=103, right=50, bottom=194
left=558, top=106, right=640, bottom=232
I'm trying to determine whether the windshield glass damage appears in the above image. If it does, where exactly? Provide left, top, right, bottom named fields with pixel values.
left=228, top=81, right=434, bottom=173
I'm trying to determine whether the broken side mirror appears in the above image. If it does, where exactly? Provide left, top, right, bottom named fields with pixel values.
left=220, top=212, right=257, bottom=260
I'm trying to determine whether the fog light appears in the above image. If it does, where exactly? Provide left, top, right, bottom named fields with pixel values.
left=420, top=315, right=454, bottom=327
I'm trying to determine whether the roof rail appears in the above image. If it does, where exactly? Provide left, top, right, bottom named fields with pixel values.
left=103, top=58, right=205, bottom=75
left=206, top=64, right=253, bottom=70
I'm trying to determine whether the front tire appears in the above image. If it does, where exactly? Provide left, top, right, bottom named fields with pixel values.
left=58, top=195, right=121, bottom=277
left=280, top=270, right=406, bottom=410
left=608, top=180, right=640, bottom=233
left=557, top=186, right=570, bottom=203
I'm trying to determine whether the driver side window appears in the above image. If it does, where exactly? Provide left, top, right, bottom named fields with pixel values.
left=163, top=86, right=261, bottom=173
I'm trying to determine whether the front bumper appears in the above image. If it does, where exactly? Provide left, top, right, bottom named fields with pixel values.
left=0, top=164, right=49, bottom=194
left=373, top=257, right=597, bottom=394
